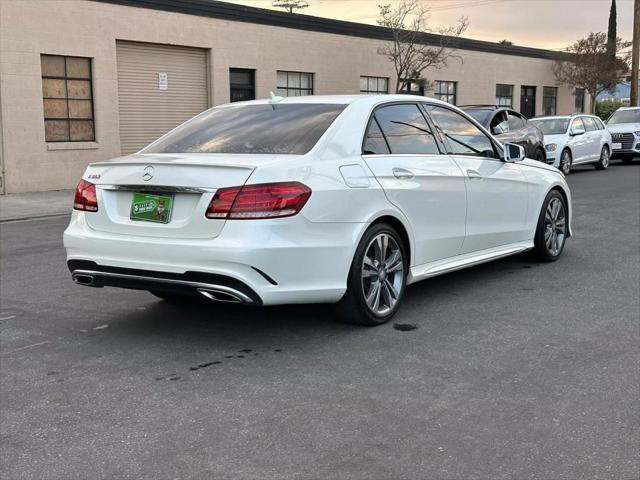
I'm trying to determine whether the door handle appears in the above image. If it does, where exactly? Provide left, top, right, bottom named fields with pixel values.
left=393, top=167, right=414, bottom=179
left=467, top=169, right=483, bottom=180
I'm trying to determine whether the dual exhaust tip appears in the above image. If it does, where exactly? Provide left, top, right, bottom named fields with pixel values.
left=71, top=272, right=248, bottom=304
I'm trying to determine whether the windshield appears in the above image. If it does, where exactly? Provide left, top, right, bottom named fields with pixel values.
left=530, top=118, right=570, bottom=135
left=607, top=109, right=640, bottom=125
left=463, top=108, right=493, bottom=126
left=144, top=103, right=346, bottom=155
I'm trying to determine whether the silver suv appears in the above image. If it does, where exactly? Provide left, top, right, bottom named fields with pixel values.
left=606, top=106, right=640, bottom=163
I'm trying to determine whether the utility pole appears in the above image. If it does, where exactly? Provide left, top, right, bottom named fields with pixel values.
left=631, top=0, right=639, bottom=106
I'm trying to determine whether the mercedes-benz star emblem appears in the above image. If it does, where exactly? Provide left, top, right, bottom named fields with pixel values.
left=142, top=165, right=154, bottom=181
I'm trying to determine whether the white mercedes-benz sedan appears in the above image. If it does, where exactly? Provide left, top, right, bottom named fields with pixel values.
left=64, top=95, right=572, bottom=325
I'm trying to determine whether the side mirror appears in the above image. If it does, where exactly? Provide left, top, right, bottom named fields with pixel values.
left=571, top=126, right=586, bottom=136
left=504, top=142, right=525, bottom=163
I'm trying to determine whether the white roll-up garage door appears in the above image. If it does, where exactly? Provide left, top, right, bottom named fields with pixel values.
left=116, top=41, right=209, bottom=154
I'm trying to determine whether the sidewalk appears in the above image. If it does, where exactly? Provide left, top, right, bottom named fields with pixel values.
left=0, top=190, right=73, bottom=222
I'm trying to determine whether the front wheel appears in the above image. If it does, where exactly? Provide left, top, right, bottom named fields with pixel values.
left=335, top=223, right=407, bottom=326
left=532, top=190, right=568, bottom=262
left=560, top=149, right=572, bottom=175
left=594, top=145, right=610, bottom=170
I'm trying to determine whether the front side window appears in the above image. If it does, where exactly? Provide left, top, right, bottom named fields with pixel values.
left=229, top=68, right=255, bottom=103
left=575, top=88, right=585, bottom=113
left=360, top=76, right=389, bottom=94
left=508, top=111, right=526, bottom=130
left=144, top=104, right=344, bottom=155
left=543, top=87, right=558, bottom=116
left=433, top=81, right=457, bottom=105
left=496, top=84, right=513, bottom=107
left=582, top=116, right=597, bottom=132
left=427, top=105, right=497, bottom=158
left=276, top=71, right=313, bottom=97
left=41, top=54, right=95, bottom=142
left=368, top=104, right=439, bottom=155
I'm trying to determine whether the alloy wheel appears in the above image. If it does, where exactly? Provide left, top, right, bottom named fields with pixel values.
left=601, top=146, right=609, bottom=168
left=561, top=151, right=571, bottom=174
left=544, top=197, right=567, bottom=256
left=361, top=233, right=404, bottom=316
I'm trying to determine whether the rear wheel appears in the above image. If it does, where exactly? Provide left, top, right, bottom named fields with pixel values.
left=532, top=190, right=568, bottom=262
left=594, top=145, right=610, bottom=170
left=336, top=223, right=407, bottom=326
left=560, top=149, right=572, bottom=175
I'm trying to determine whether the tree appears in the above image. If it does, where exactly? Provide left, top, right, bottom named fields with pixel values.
left=272, top=0, right=309, bottom=14
left=377, top=0, right=469, bottom=93
left=498, top=39, right=513, bottom=46
left=607, top=0, right=617, bottom=59
left=553, top=32, right=629, bottom=113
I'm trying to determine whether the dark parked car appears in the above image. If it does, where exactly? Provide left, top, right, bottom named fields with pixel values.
left=461, top=105, right=547, bottom=162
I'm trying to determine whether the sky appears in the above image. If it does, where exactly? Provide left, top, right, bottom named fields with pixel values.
left=223, top=0, right=635, bottom=50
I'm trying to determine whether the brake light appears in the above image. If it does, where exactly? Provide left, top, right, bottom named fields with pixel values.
left=73, top=179, right=98, bottom=212
left=206, top=182, right=311, bottom=220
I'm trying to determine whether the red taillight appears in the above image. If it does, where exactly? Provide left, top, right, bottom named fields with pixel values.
left=73, top=179, right=98, bottom=212
left=206, top=182, right=311, bottom=220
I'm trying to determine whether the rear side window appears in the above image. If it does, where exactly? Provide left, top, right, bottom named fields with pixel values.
left=363, top=119, right=390, bottom=154
left=368, top=104, right=440, bottom=155
left=582, top=117, right=597, bottom=132
left=508, top=112, right=526, bottom=130
left=427, top=105, right=497, bottom=158
left=490, top=111, right=509, bottom=134
left=144, top=104, right=346, bottom=155
left=593, top=118, right=605, bottom=130
left=571, top=117, right=585, bottom=133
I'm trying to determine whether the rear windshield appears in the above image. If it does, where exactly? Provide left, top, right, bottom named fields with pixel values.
left=607, top=109, right=640, bottom=125
left=530, top=118, right=570, bottom=135
left=144, top=104, right=346, bottom=155
left=463, top=108, right=493, bottom=126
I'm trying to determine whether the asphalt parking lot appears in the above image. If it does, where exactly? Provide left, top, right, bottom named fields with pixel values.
left=1, top=163, right=638, bottom=480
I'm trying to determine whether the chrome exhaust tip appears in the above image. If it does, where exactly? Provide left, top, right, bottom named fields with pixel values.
left=197, top=288, right=244, bottom=304
left=72, top=272, right=96, bottom=287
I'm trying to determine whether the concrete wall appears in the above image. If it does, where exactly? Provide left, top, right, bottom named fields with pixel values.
left=0, top=0, right=584, bottom=193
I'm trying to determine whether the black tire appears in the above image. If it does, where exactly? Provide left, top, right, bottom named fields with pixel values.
left=335, top=223, right=408, bottom=326
left=532, top=190, right=568, bottom=262
left=534, top=147, right=546, bottom=163
left=594, top=145, right=610, bottom=170
left=150, top=290, right=197, bottom=303
left=560, top=149, right=572, bottom=175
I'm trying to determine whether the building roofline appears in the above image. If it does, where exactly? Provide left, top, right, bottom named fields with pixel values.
left=95, top=0, right=563, bottom=60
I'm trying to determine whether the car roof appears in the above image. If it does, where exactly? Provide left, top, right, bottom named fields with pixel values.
left=533, top=114, right=600, bottom=121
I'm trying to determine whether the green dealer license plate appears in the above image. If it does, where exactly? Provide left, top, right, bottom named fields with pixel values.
left=130, top=192, right=174, bottom=224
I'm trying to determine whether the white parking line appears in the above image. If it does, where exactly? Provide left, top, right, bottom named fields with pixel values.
left=1, top=341, right=51, bottom=355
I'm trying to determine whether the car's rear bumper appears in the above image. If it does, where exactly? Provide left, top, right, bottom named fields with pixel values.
left=64, top=211, right=364, bottom=305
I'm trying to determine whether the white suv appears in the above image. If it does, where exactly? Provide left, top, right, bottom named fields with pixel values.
left=606, top=106, right=640, bottom=163
left=530, top=114, right=612, bottom=174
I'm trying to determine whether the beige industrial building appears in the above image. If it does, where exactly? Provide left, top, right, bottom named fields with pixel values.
left=0, top=0, right=589, bottom=193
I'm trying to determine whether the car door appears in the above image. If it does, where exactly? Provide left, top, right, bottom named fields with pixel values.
left=568, top=117, right=590, bottom=163
left=581, top=116, right=601, bottom=161
left=362, top=103, right=467, bottom=266
left=425, top=104, right=530, bottom=254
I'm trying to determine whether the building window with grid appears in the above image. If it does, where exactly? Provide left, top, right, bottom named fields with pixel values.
left=543, top=86, right=558, bottom=116
left=574, top=88, right=585, bottom=113
left=229, top=68, right=255, bottom=103
left=433, top=81, right=457, bottom=105
left=360, top=76, right=389, bottom=94
left=276, top=71, right=313, bottom=97
left=495, top=84, right=513, bottom=107
left=41, top=54, right=95, bottom=142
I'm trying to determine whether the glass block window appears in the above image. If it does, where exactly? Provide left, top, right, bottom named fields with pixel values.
left=433, top=80, right=457, bottom=105
left=276, top=71, right=313, bottom=97
left=543, top=86, right=558, bottom=116
left=360, top=76, right=389, bottom=94
left=496, top=84, right=513, bottom=107
left=41, top=55, right=95, bottom=142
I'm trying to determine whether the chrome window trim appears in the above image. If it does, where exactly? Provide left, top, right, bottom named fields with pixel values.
left=99, top=185, right=216, bottom=193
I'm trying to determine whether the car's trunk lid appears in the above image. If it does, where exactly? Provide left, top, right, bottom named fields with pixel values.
left=82, top=154, right=262, bottom=239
